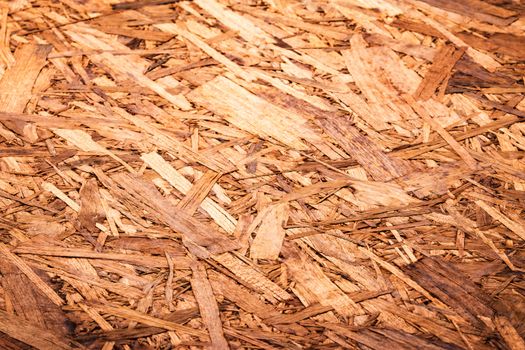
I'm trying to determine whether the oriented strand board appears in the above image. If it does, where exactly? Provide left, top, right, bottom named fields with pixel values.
left=0, top=0, right=524, bottom=349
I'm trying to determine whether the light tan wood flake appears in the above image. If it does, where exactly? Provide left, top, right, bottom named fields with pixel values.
left=250, top=203, right=289, bottom=260
left=187, top=75, right=321, bottom=150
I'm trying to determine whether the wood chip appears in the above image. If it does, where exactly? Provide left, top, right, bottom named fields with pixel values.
left=190, top=260, right=230, bottom=350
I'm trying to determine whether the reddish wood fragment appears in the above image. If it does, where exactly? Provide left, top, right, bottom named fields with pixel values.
left=414, top=45, right=466, bottom=100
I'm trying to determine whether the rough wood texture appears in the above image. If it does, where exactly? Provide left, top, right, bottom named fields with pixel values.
left=0, top=0, right=524, bottom=349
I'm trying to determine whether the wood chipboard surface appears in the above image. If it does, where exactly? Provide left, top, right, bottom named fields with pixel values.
left=0, top=0, right=524, bottom=349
